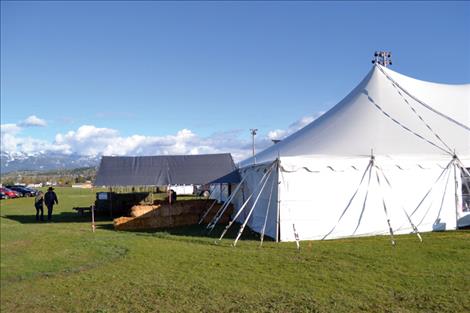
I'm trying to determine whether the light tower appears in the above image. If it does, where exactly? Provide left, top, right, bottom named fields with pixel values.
left=250, top=128, right=258, bottom=163
left=372, top=51, right=392, bottom=67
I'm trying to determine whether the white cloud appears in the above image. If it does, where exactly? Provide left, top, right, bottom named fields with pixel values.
left=1, top=130, right=57, bottom=156
left=267, top=112, right=325, bottom=140
left=52, top=125, right=215, bottom=157
left=1, top=112, right=324, bottom=162
left=19, top=115, right=47, bottom=127
left=0, top=123, right=22, bottom=135
left=0, top=116, right=48, bottom=155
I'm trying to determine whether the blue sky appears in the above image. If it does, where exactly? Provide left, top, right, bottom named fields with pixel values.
left=1, top=1, right=469, bottom=160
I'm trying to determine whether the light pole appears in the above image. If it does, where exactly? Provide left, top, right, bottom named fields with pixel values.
left=372, top=51, right=392, bottom=67
left=250, top=128, right=258, bottom=164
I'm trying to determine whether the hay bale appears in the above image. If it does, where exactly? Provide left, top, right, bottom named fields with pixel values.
left=130, top=205, right=161, bottom=217
left=113, top=200, right=235, bottom=231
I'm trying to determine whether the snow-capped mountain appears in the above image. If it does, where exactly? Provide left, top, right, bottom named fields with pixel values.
left=1, top=151, right=100, bottom=173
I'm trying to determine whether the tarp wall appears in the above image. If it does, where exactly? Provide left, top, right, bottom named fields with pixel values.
left=94, top=153, right=240, bottom=187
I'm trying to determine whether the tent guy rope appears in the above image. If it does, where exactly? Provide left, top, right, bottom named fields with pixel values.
left=375, top=64, right=470, bottom=132
left=364, top=90, right=453, bottom=155
left=322, top=159, right=373, bottom=240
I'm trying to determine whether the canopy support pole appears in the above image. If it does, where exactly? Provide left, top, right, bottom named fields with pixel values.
left=453, top=160, right=460, bottom=230
left=109, top=187, right=113, bottom=218
left=198, top=187, right=219, bottom=225
left=260, top=165, right=276, bottom=247
left=220, top=183, right=222, bottom=203
left=455, top=158, right=470, bottom=215
left=276, top=159, right=281, bottom=243
left=198, top=198, right=218, bottom=225
left=433, top=165, right=452, bottom=227
left=233, top=167, right=274, bottom=246
left=91, top=186, right=96, bottom=233
left=218, top=162, right=276, bottom=241
left=206, top=175, right=248, bottom=231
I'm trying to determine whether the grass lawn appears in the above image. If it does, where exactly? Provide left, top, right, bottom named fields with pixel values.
left=1, top=187, right=469, bottom=313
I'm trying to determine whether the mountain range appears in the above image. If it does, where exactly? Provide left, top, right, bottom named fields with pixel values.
left=1, top=151, right=100, bottom=174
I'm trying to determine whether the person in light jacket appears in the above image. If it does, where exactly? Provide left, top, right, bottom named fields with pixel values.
left=44, top=187, right=58, bottom=222
left=34, top=191, right=44, bottom=221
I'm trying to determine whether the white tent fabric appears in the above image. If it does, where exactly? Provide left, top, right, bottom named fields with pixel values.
left=240, top=65, right=469, bottom=166
left=231, top=65, right=470, bottom=242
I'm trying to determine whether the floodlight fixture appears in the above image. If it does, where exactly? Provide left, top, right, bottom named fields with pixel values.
left=372, top=51, right=392, bottom=67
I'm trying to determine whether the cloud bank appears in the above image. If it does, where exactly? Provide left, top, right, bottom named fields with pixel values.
left=1, top=113, right=324, bottom=162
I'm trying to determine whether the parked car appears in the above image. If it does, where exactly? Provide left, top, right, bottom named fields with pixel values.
left=0, top=191, right=8, bottom=200
left=6, top=185, right=38, bottom=197
left=194, top=184, right=211, bottom=197
left=24, top=187, right=40, bottom=196
left=0, top=187, right=19, bottom=198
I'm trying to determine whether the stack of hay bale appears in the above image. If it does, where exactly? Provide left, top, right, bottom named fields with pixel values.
left=114, top=200, right=233, bottom=231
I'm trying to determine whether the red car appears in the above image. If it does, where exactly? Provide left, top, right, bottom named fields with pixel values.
left=0, top=187, right=19, bottom=198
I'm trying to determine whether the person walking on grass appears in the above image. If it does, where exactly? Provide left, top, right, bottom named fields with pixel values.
left=44, top=187, right=58, bottom=222
left=34, top=191, right=44, bottom=221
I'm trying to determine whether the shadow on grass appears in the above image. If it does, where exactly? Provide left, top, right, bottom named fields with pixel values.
left=3, top=212, right=273, bottom=243
left=101, top=223, right=273, bottom=242
left=2, top=212, right=114, bottom=224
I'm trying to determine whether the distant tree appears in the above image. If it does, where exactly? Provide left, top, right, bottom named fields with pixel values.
left=1, top=179, right=15, bottom=186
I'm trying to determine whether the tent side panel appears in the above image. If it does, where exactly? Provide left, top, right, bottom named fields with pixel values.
left=278, top=160, right=458, bottom=242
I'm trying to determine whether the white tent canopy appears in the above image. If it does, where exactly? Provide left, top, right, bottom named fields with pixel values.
left=241, top=65, right=469, bottom=166
left=221, top=65, right=469, bottom=243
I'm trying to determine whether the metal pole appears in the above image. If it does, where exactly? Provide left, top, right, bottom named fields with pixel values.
left=109, top=187, right=113, bottom=218
left=168, top=184, right=172, bottom=205
left=250, top=128, right=258, bottom=164
left=276, top=159, right=281, bottom=243
left=453, top=160, right=460, bottom=230
left=91, top=204, right=96, bottom=232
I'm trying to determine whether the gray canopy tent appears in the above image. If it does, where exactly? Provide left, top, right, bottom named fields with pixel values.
left=94, top=153, right=240, bottom=187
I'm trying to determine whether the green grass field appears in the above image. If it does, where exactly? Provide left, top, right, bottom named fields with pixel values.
left=1, top=187, right=469, bottom=313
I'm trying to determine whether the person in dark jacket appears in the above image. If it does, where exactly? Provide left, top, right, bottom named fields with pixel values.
left=44, top=187, right=58, bottom=221
left=34, top=191, right=44, bottom=221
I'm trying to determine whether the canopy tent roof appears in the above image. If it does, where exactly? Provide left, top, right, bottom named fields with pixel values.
left=94, top=153, right=240, bottom=187
left=241, top=65, right=470, bottom=167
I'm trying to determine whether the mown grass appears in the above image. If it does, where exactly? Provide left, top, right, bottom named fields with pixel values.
left=1, top=187, right=469, bottom=313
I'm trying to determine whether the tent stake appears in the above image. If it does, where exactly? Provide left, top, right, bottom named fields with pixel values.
left=293, top=223, right=301, bottom=252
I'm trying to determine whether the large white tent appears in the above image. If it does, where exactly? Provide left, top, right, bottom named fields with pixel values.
left=209, top=64, right=470, bottom=243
